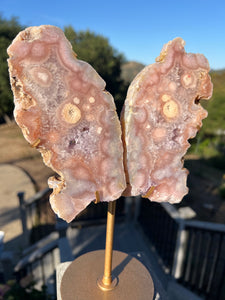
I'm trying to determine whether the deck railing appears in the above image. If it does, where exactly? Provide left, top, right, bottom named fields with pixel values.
left=71, top=196, right=126, bottom=227
left=14, top=190, right=126, bottom=298
left=16, top=188, right=225, bottom=299
left=17, top=188, right=55, bottom=244
left=18, top=189, right=126, bottom=234
left=138, top=198, right=225, bottom=300
left=14, top=232, right=60, bottom=299
left=175, top=220, right=225, bottom=300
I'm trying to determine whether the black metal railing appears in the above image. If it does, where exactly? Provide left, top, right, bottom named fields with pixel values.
left=138, top=198, right=225, bottom=300
left=17, top=188, right=56, bottom=244
left=15, top=190, right=127, bottom=299
left=138, top=198, right=179, bottom=272
left=18, top=188, right=126, bottom=232
left=71, top=196, right=126, bottom=227
left=178, top=221, right=225, bottom=300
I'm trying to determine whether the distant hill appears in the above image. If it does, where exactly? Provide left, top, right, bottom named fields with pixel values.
left=121, top=61, right=145, bottom=83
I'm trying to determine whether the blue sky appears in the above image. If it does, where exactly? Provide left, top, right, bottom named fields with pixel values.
left=1, top=0, right=225, bottom=70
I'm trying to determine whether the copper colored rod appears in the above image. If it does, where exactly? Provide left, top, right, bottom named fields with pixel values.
left=101, top=200, right=116, bottom=286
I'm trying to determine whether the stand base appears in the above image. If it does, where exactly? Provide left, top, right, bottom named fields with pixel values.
left=60, top=250, right=154, bottom=300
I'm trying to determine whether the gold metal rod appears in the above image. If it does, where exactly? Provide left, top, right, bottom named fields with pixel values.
left=101, top=200, right=116, bottom=286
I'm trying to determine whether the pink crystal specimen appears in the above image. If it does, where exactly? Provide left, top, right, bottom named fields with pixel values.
left=121, top=38, right=213, bottom=203
left=7, top=25, right=126, bottom=222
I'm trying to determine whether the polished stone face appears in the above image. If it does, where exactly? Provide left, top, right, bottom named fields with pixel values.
left=8, top=27, right=213, bottom=222
left=7, top=25, right=126, bottom=222
left=121, top=37, right=213, bottom=203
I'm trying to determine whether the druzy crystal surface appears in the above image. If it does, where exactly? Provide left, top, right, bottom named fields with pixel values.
left=7, top=25, right=126, bottom=222
left=121, top=38, right=213, bottom=203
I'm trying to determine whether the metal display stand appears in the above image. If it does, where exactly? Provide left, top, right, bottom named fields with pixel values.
left=60, top=201, right=154, bottom=300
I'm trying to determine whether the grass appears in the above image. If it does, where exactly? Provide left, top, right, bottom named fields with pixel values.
left=0, top=122, right=54, bottom=190
left=0, top=123, right=38, bottom=163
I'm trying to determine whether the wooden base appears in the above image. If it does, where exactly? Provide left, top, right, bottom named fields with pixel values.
left=60, top=250, right=154, bottom=300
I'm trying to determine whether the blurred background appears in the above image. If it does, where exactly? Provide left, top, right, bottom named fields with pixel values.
left=0, top=0, right=225, bottom=299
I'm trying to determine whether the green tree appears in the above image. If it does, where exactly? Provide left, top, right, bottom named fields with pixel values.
left=64, top=26, right=128, bottom=114
left=0, top=15, right=23, bottom=123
